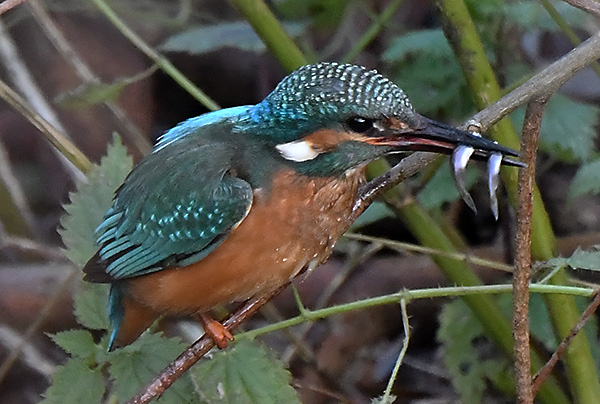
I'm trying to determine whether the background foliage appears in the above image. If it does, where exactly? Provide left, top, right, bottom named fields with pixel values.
left=0, top=0, right=599, bottom=403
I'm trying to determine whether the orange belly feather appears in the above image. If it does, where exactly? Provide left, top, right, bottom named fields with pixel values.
left=115, top=168, right=364, bottom=345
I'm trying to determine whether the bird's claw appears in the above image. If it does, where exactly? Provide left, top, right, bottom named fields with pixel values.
left=450, top=143, right=504, bottom=219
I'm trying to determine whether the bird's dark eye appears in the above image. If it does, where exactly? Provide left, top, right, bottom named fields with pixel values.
left=346, top=116, right=374, bottom=133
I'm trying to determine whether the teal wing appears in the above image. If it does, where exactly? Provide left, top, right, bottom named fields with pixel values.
left=83, top=141, right=252, bottom=281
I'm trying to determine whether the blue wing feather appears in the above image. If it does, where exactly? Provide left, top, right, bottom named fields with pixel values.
left=85, top=135, right=253, bottom=281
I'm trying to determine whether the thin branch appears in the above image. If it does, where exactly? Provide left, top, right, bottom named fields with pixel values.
left=126, top=286, right=287, bottom=404
left=0, top=20, right=89, bottom=180
left=381, top=299, right=410, bottom=403
left=26, top=0, right=153, bottom=155
left=0, top=77, right=92, bottom=174
left=227, top=0, right=307, bottom=71
left=90, top=0, right=220, bottom=111
left=342, top=0, right=405, bottom=63
left=239, top=284, right=595, bottom=340
left=470, top=29, right=600, bottom=131
left=514, top=100, right=547, bottom=404
left=0, top=139, right=36, bottom=236
left=344, top=233, right=515, bottom=273
left=0, top=267, right=78, bottom=384
left=532, top=290, right=600, bottom=396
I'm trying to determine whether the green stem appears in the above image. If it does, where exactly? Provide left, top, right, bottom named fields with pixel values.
left=0, top=77, right=91, bottom=173
left=228, top=0, right=307, bottom=71
left=435, top=1, right=600, bottom=402
left=90, top=0, right=220, bottom=111
left=367, top=158, right=569, bottom=404
left=345, top=232, right=514, bottom=272
left=342, top=0, right=405, bottom=63
left=239, top=283, right=594, bottom=339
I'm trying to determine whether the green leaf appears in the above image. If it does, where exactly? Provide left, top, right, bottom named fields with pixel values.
left=191, top=338, right=301, bottom=404
left=384, top=30, right=471, bottom=116
left=349, top=201, right=394, bottom=230
left=59, top=134, right=133, bottom=266
left=438, top=300, right=510, bottom=404
left=40, top=358, right=105, bottom=404
left=547, top=246, right=600, bottom=272
left=511, top=95, right=599, bottom=163
left=160, top=21, right=307, bottom=54
left=56, top=67, right=157, bottom=108
left=418, top=163, right=479, bottom=210
left=108, top=332, right=197, bottom=403
left=569, top=159, right=600, bottom=199
left=73, top=282, right=110, bottom=330
left=49, top=329, right=98, bottom=358
left=504, top=1, right=588, bottom=30
left=383, top=29, right=452, bottom=61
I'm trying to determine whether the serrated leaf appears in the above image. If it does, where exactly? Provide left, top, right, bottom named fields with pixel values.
left=73, top=282, right=110, bottom=330
left=49, top=329, right=98, bottom=358
left=160, top=21, right=307, bottom=54
left=384, top=31, right=471, bottom=116
left=40, top=358, right=105, bottom=404
left=108, top=332, right=196, bottom=403
left=511, top=95, right=599, bottom=163
left=547, top=246, right=600, bottom=272
left=191, top=338, right=301, bottom=404
left=59, top=134, right=133, bottom=266
left=418, top=163, right=479, bottom=210
left=438, top=300, right=510, bottom=404
left=569, top=159, right=600, bottom=199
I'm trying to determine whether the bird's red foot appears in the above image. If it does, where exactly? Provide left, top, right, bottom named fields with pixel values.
left=198, top=313, right=234, bottom=349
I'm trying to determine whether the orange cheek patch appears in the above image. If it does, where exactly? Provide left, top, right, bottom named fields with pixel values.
left=384, top=117, right=409, bottom=131
left=302, top=129, right=362, bottom=152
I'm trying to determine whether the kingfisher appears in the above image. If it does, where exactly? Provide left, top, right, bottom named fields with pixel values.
left=83, top=62, right=522, bottom=351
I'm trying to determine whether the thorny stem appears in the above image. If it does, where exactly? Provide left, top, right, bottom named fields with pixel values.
left=381, top=299, right=410, bottom=403
left=514, top=100, right=547, bottom=404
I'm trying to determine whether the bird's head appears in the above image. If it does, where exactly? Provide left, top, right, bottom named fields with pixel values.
left=239, top=62, right=522, bottom=177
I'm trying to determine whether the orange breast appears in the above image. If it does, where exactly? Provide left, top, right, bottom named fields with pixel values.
left=127, top=168, right=365, bottom=316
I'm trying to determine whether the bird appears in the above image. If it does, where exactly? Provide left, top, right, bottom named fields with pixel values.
left=83, top=62, right=523, bottom=351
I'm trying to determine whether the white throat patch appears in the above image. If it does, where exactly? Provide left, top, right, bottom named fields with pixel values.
left=275, top=140, right=320, bottom=162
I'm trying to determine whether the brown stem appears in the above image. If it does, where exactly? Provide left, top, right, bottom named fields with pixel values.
left=126, top=285, right=287, bottom=404
left=532, top=290, right=600, bottom=396
left=514, top=100, right=547, bottom=404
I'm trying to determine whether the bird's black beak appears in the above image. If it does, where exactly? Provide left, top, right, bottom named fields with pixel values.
left=364, top=114, right=525, bottom=219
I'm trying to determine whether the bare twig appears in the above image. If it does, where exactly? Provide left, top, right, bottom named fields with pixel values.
left=0, top=18, right=87, bottom=180
left=470, top=29, right=600, bottom=131
left=0, top=0, right=25, bottom=16
left=561, top=0, right=600, bottom=19
left=532, top=290, right=600, bottom=396
left=0, top=266, right=78, bottom=384
left=26, top=0, right=153, bottom=155
left=0, top=139, right=37, bottom=236
left=381, top=299, right=410, bottom=403
left=126, top=285, right=287, bottom=404
left=90, top=0, right=219, bottom=111
left=514, top=100, right=547, bottom=404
